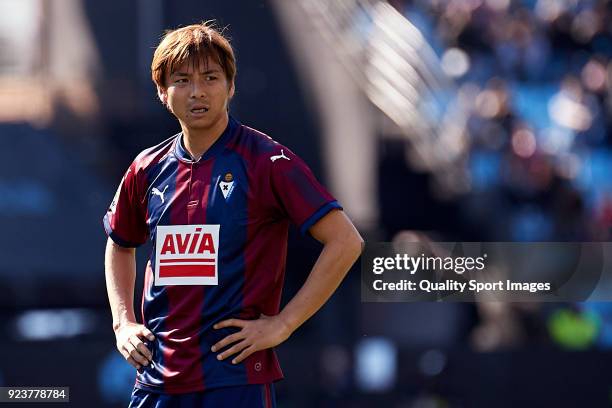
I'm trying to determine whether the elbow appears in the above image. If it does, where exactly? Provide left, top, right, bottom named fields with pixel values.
left=354, top=232, right=365, bottom=258
left=348, top=227, right=364, bottom=253
left=340, top=231, right=364, bottom=276
left=341, top=227, right=364, bottom=261
left=316, top=211, right=365, bottom=259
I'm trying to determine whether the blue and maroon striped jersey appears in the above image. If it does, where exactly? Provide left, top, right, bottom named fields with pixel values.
left=103, top=116, right=341, bottom=394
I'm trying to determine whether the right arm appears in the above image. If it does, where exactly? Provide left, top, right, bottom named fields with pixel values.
left=105, top=237, right=154, bottom=370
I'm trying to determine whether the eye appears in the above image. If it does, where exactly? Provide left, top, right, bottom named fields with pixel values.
left=175, top=78, right=188, bottom=84
left=205, top=75, right=218, bottom=81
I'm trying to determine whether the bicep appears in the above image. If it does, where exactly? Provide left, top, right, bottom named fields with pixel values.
left=105, top=237, right=137, bottom=288
left=105, top=238, right=136, bottom=274
left=308, top=209, right=362, bottom=246
left=106, top=237, right=136, bottom=256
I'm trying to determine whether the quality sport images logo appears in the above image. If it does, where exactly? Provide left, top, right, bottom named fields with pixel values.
left=155, top=224, right=220, bottom=286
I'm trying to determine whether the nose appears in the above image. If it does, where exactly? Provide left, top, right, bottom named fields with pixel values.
left=190, top=78, right=207, bottom=99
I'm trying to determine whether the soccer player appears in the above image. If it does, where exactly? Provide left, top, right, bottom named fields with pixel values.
left=104, top=22, right=363, bottom=407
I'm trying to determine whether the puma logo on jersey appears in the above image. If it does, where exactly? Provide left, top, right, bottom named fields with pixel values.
left=152, top=185, right=168, bottom=204
left=270, top=149, right=290, bottom=162
left=155, top=225, right=220, bottom=286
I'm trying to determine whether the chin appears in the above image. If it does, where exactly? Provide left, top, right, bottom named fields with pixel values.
left=192, top=118, right=219, bottom=128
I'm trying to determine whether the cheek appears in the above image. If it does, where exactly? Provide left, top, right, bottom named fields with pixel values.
left=166, top=91, right=186, bottom=107
left=215, top=88, right=232, bottom=103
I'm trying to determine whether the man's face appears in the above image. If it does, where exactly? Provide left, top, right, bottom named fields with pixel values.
left=158, top=57, right=234, bottom=133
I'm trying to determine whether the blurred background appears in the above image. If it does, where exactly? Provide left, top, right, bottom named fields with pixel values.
left=1, top=0, right=612, bottom=406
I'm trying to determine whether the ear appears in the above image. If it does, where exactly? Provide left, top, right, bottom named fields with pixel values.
left=228, top=81, right=235, bottom=99
left=157, top=85, right=168, bottom=105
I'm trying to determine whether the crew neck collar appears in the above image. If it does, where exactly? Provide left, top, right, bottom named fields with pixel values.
left=174, top=115, right=239, bottom=163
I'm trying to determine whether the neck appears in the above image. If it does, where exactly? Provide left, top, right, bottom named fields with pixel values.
left=181, top=113, right=229, bottom=160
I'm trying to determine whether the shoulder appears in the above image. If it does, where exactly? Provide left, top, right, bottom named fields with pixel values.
left=131, top=133, right=178, bottom=174
left=229, top=124, right=294, bottom=164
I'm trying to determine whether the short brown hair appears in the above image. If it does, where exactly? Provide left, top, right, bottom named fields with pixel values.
left=151, top=21, right=236, bottom=89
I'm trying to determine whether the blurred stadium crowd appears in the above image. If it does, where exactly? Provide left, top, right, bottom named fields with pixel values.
left=0, top=0, right=612, bottom=407
left=399, top=0, right=612, bottom=242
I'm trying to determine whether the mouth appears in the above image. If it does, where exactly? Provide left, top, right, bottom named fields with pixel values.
left=190, top=107, right=209, bottom=114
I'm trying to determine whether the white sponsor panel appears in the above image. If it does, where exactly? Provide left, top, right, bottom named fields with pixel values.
left=154, top=224, right=220, bottom=286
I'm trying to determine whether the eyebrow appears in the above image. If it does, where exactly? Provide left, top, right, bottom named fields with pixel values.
left=173, top=69, right=222, bottom=76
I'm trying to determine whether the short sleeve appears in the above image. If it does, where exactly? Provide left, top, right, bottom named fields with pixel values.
left=269, top=147, right=342, bottom=235
left=103, top=162, right=148, bottom=247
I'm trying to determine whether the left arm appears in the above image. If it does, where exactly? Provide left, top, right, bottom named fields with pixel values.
left=212, top=209, right=363, bottom=364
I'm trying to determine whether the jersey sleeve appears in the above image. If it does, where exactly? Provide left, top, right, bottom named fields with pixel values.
left=103, top=162, right=148, bottom=247
left=268, top=147, right=342, bottom=235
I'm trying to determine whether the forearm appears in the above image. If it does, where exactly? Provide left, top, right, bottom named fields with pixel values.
left=104, top=238, right=138, bottom=331
left=278, top=229, right=362, bottom=334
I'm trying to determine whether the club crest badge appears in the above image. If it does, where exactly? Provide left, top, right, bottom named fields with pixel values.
left=219, top=172, right=235, bottom=200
